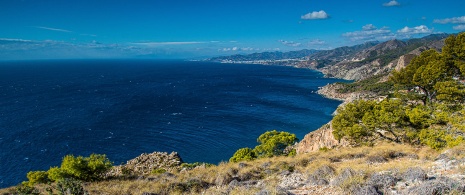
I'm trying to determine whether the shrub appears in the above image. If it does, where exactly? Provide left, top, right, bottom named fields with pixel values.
left=180, top=162, right=214, bottom=169
left=229, top=147, right=257, bottom=162
left=24, top=171, right=49, bottom=186
left=152, top=168, right=167, bottom=175
left=60, top=154, right=112, bottom=181
left=47, top=166, right=65, bottom=182
left=56, top=178, right=87, bottom=195
left=15, top=185, right=40, bottom=195
left=253, top=130, right=298, bottom=158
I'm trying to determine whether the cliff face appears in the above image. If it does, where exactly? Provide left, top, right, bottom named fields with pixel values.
left=296, top=123, right=349, bottom=153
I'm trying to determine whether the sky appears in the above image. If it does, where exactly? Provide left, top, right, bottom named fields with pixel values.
left=1, top=0, right=465, bottom=60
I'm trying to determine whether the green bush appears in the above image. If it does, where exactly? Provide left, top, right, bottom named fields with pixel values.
left=24, top=171, right=49, bottom=186
left=180, top=162, right=214, bottom=169
left=15, top=185, right=40, bottom=195
left=59, top=154, right=112, bottom=181
left=47, top=166, right=65, bottom=182
left=24, top=153, right=112, bottom=186
left=56, top=178, right=87, bottom=195
left=254, top=130, right=298, bottom=158
left=152, top=168, right=167, bottom=174
left=230, top=130, right=298, bottom=162
left=229, top=147, right=257, bottom=162
left=418, top=129, right=464, bottom=150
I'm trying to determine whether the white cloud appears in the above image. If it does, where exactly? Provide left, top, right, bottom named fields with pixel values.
left=308, top=39, right=326, bottom=46
left=397, top=25, right=432, bottom=35
left=133, top=41, right=205, bottom=46
left=301, top=10, right=329, bottom=20
left=383, top=0, right=400, bottom=7
left=362, top=24, right=377, bottom=31
left=220, top=47, right=259, bottom=52
left=0, top=38, right=34, bottom=42
left=453, top=24, right=465, bottom=31
left=433, top=16, right=465, bottom=24
left=278, top=40, right=302, bottom=47
left=343, top=25, right=394, bottom=41
left=35, top=26, right=72, bottom=33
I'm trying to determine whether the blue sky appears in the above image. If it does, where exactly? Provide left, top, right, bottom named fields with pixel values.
left=1, top=0, right=464, bottom=60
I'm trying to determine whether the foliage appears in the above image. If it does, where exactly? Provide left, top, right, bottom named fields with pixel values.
left=336, top=74, right=394, bottom=95
left=287, top=148, right=297, bottom=157
left=24, top=171, right=49, bottom=186
left=229, top=130, right=298, bottom=162
left=59, top=154, right=113, bottom=181
left=443, top=32, right=465, bottom=75
left=253, top=130, right=299, bottom=158
left=229, top=147, right=257, bottom=162
left=332, top=98, right=464, bottom=148
left=180, top=162, right=214, bottom=169
left=24, top=154, right=112, bottom=186
left=47, top=166, right=65, bottom=182
left=332, top=100, right=377, bottom=143
left=15, top=185, right=40, bottom=195
left=151, top=168, right=167, bottom=175
left=56, top=178, right=87, bottom=195
left=390, top=32, right=465, bottom=105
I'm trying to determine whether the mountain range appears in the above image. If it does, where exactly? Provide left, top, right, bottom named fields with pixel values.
left=208, top=33, right=450, bottom=81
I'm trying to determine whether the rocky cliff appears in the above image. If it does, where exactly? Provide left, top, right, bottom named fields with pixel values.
left=296, top=123, right=349, bottom=153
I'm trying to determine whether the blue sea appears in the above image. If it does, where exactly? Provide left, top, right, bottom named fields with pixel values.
left=0, top=60, right=344, bottom=187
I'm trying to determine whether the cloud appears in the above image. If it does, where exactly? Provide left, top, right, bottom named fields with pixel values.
left=35, top=26, right=72, bottom=33
left=220, top=47, right=258, bottom=52
left=308, top=39, right=326, bottom=46
left=433, top=16, right=465, bottom=24
left=453, top=24, right=465, bottom=31
left=278, top=40, right=302, bottom=47
left=383, top=0, right=400, bottom=7
left=301, top=10, right=329, bottom=20
left=343, top=19, right=354, bottom=23
left=0, top=38, right=34, bottom=43
left=397, top=25, right=432, bottom=35
left=132, top=41, right=205, bottom=46
left=362, top=24, right=377, bottom=31
left=342, top=25, right=394, bottom=42
left=80, top=33, right=97, bottom=37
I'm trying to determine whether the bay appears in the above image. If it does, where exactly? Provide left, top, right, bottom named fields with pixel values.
left=0, top=59, right=344, bottom=187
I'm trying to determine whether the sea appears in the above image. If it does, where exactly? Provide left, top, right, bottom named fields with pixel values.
left=0, top=59, right=345, bottom=187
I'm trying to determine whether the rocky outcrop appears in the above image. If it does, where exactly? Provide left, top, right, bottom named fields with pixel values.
left=296, top=123, right=349, bottom=154
left=106, top=151, right=183, bottom=177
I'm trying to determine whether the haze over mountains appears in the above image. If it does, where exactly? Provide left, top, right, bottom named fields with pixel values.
left=208, top=33, right=451, bottom=81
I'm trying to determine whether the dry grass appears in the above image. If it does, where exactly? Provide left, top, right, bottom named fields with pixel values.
left=2, top=142, right=462, bottom=195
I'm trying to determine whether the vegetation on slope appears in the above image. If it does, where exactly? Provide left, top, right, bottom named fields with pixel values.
left=2, top=33, right=465, bottom=195
left=332, top=32, right=465, bottom=149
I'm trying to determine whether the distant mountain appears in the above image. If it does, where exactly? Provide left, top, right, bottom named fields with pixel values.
left=208, top=49, right=319, bottom=62
left=207, top=33, right=450, bottom=81
left=312, top=33, right=449, bottom=80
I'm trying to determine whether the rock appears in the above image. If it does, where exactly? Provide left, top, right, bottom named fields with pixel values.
left=367, top=173, right=396, bottom=191
left=105, top=151, right=184, bottom=177
left=228, top=179, right=240, bottom=188
left=215, top=173, right=233, bottom=186
left=296, top=123, right=349, bottom=154
left=348, top=184, right=379, bottom=195
left=238, top=162, right=249, bottom=168
left=366, top=155, right=388, bottom=164
left=331, top=168, right=357, bottom=187
left=402, top=167, right=427, bottom=183
left=405, top=177, right=464, bottom=195
left=279, top=172, right=306, bottom=189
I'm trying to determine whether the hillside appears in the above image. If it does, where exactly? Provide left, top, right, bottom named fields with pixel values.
left=208, top=33, right=449, bottom=81
left=2, top=33, right=464, bottom=195
left=209, top=49, right=319, bottom=62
